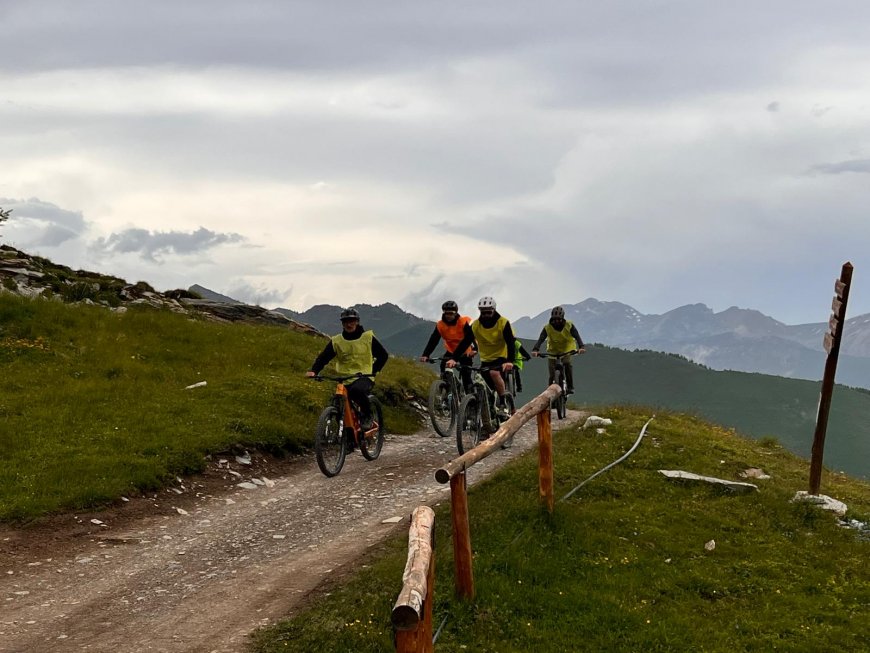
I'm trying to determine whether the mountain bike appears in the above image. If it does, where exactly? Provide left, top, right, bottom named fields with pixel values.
left=535, top=350, right=578, bottom=419
left=425, top=358, right=468, bottom=437
left=456, top=365, right=516, bottom=454
left=310, top=374, right=385, bottom=477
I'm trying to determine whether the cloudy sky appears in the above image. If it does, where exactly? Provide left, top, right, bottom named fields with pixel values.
left=2, top=1, right=869, bottom=324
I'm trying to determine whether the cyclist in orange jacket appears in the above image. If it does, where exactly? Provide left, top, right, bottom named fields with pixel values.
left=419, top=300, right=475, bottom=391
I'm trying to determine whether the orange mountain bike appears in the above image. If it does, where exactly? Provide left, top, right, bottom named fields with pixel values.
left=310, top=374, right=385, bottom=477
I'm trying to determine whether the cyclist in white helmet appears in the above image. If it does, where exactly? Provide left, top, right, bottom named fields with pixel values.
left=449, top=296, right=516, bottom=411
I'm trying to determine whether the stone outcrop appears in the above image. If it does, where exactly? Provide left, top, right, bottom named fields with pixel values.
left=0, top=245, right=324, bottom=337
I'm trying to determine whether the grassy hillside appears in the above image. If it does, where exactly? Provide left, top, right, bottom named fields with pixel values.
left=252, top=407, right=870, bottom=652
left=509, top=345, right=870, bottom=481
left=0, top=293, right=432, bottom=521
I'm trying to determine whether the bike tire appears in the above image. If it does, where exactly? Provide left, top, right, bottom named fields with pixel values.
left=315, top=405, right=346, bottom=477
left=505, top=369, right=517, bottom=398
left=556, top=390, right=567, bottom=420
left=360, top=396, right=385, bottom=460
left=427, top=378, right=454, bottom=438
left=456, top=394, right=482, bottom=455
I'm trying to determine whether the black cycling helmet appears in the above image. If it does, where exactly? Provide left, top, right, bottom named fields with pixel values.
left=441, top=300, right=458, bottom=312
left=551, top=306, right=565, bottom=319
left=340, top=307, right=360, bottom=322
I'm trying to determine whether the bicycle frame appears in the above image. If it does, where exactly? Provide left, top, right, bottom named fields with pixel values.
left=317, top=374, right=379, bottom=443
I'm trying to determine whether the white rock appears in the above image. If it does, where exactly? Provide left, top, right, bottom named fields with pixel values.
left=792, top=491, right=848, bottom=517
left=90, top=519, right=104, bottom=525
left=583, top=416, right=612, bottom=429
left=739, top=468, right=771, bottom=480
left=658, top=470, right=758, bottom=494
left=261, top=477, right=275, bottom=487
left=175, top=507, right=189, bottom=515
left=235, top=453, right=252, bottom=465
left=272, top=535, right=286, bottom=540
left=381, top=516, right=403, bottom=524
left=250, top=478, right=265, bottom=486
left=704, top=539, right=716, bottom=551
left=227, top=470, right=242, bottom=478
left=596, top=428, right=606, bottom=435
left=237, top=482, right=259, bottom=490
left=184, top=381, right=207, bottom=390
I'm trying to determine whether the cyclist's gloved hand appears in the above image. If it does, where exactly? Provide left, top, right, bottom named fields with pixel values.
left=305, top=371, right=316, bottom=378
left=445, top=359, right=458, bottom=368
left=578, top=348, right=586, bottom=354
left=531, top=350, right=539, bottom=357
left=419, top=355, right=429, bottom=363
left=502, top=362, right=514, bottom=372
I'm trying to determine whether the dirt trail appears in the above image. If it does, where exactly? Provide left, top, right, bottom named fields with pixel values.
left=1, top=411, right=584, bottom=653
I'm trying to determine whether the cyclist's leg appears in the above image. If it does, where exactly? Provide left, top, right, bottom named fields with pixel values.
left=347, top=377, right=375, bottom=427
left=514, top=368, right=523, bottom=393
left=458, top=354, right=474, bottom=392
left=486, top=359, right=507, bottom=398
left=547, top=357, right=557, bottom=386
left=563, top=356, right=575, bottom=394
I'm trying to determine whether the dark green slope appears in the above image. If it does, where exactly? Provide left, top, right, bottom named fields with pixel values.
left=517, top=345, right=870, bottom=480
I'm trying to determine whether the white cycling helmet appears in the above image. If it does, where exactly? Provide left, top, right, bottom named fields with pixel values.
left=478, top=296, right=496, bottom=309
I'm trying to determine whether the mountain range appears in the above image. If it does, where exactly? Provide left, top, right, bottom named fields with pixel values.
left=246, top=295, right=870, bottom=389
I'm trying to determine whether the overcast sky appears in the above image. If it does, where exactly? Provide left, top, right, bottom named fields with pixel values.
left=2, top=1, right=869, bottom=324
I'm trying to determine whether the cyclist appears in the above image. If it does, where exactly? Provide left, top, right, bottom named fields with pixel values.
left=512, top=338, right=532, bottom=393
left=419, top=300, right=475, bottom=392
left=531, top=306, right=585, bottom=394
left=449, top=296, right=516, bottom=414
left=305, top=307, right=389, bottom=430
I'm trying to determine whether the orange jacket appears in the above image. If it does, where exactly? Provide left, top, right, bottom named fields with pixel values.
left=437, top=315, right=473, bottom=357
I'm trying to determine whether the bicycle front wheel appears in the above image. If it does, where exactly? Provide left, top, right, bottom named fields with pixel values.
left=505, top=370, right=517, bottom=398
left=456, top=394, right=482, bottom=455
left=315, top=406, right=346, bottom=477
left=427, top=378, right=454, bottom=437
left=360, top=396, right=385, bottom=461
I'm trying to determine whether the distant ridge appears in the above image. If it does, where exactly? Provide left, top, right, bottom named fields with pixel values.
left=188, top=284, right=243, bottom=305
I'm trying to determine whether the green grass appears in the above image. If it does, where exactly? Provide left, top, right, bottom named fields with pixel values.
left=0, top=293, right=432, bottom=521
left=251, top=406, right=870, bottom=653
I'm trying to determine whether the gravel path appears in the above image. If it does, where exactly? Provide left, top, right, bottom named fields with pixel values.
left=1, top=410, right=584, bottom=653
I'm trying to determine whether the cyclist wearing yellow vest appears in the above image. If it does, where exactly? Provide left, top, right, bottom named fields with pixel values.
left=419, top=300, right=476, bottom=391
left=531, top=306, right=585, bottom=394
left=449, top=296, right=516, bottom=408
left=306, top=307, right=389, bottom=430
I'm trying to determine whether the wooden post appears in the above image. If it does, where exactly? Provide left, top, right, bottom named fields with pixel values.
left=435, top=385, right=562, bottom=484
left=450, top=471, right=474, bottom=600
left=393, top=506, right=436, bottom=653
left=809, top=262, right=853, bottom=495
left=537, top=408, right=554, bottom=512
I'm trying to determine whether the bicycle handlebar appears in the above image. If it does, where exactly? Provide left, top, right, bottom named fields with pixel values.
left=534, top=350, right=580, bottom=358
left=310, top=373, right=376, bottom=382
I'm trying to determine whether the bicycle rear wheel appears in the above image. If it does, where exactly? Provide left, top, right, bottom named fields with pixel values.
left=456, top=394, right=482, bottom=455
left=427, top=378, right=454, bottom=437
left=360, top=396, right=385, bottom=460
left=315, top=406, right=346, bottom=477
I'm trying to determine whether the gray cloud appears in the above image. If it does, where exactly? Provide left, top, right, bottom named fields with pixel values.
left=91, top=226, right=244, bottom=261
left=0, top=197, right=87, bottom=233
left=809, top=159, right=870, bottom=175
left=224, top=281, right=290, bottom=307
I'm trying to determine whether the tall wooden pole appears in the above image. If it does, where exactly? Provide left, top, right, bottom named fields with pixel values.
left=450, top=471, right=474, bottom=600
left=537, top=409, right=554, bottom=512
left=809, top=262, right=853, bottom=495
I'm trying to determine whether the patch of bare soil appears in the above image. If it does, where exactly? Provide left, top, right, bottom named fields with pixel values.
left=0, top=411, right=584, bottom=653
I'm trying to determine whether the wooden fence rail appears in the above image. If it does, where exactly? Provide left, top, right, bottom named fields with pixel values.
left=392, top=506, right=436, bottom=653
left=434, top=384, right=562, bottom=599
